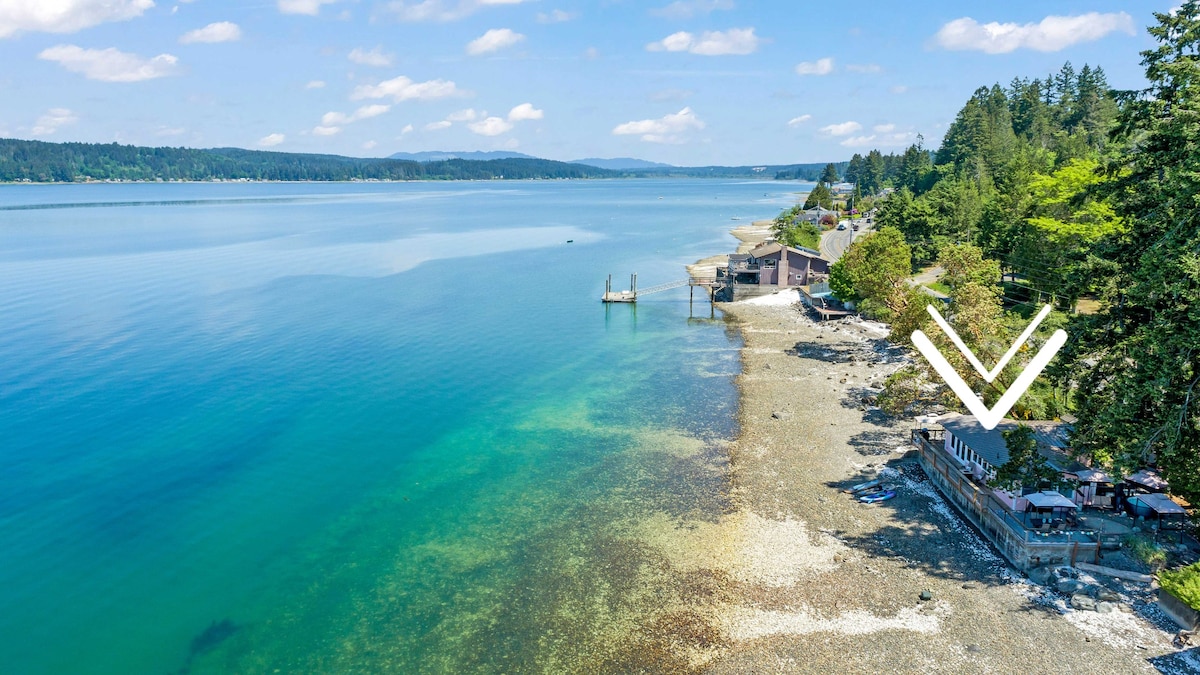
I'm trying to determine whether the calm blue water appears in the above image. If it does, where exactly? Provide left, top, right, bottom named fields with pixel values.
left=0, top=179, right=807, bottom=674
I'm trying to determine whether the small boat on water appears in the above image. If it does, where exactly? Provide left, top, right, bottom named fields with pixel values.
left=858, top=489, right=897, bottom=503
left=844, top=479, right=881, bottom=494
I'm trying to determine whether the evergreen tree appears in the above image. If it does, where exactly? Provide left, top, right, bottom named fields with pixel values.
left=845, top=153, right=864, bottom=185
left=1059, top=2, right=1200, bottom=504
left=820, top=162, right=839, bottom=185
left=989, top=425, right=1059, bottom=492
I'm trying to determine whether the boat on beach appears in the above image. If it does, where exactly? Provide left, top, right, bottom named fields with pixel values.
left=844, top=479, right=882, bottom=494
left=858, top=489, right=897, bottom=503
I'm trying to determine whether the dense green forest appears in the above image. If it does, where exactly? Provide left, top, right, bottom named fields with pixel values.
left=0, top=139, right=619, bottom=182
left=836, top=4, right=1200, bottom=505
left=0, top=138, right=847, bottom=183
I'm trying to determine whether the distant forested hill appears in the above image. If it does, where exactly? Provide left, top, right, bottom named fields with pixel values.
left=0, top=139, right=616, bottom=182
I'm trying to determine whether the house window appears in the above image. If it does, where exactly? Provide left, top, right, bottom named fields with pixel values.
left=763, top=259, right=777, bottom=269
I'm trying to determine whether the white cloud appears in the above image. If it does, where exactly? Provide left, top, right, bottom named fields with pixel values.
left=466, top=28, right=524, bottom=55
left=507, top=103, right=543, bottom=121
left=424, top=120, right=451, bottom=130
left=873, top=123, right=895, bottom=133
left=536, top=9, right=575, bottom=23
left=840, top=135, right=875, bottom=148
left=795, top=57, right=833, bottom=75
left=38, top=45, right=179, bottom=82
left=385, top=0, right=533, bottom=22
left=362, top=140, right=377, bottom=150
left=787, top=114, right=811, bottom=127
left=179, top=21, right=241, bottom=44
left=0, top=0, right=153, bottom=38
left=646, top=28, right=760, bottom=55
left=351, top=75, right=463, bottom=101
left=584, top=46, right=599, bottom=60
left=401, top=124, right=414, bottom=134
left=934, top=12, right=1135, bottom=54
left=650, top=0, right=734, bottom=19
left=890, top=84, right=908, bottom=94
left=348, top=46, right=393, bottom=67
left=446, top=108, right=478, bottom=122
left=258, top=133, right=286, bottom=146
left=312, top=125, right=341, bottom=135
left=30, top=107, right=77, bottom=136
left=305, top=80, right=326, bottom=89
left=820, top=120, right=861, bottom=136
left=612, top=107, right=704, bottom=144
left=845, top=63, right=881, bottom=74
left=278, top=0, right=338, bottom=15
left=840, top=131, right=916, bottom=148
left=468, top=116, right=513, bottom=136
left=321, top=104, right=391, bottom=126
left=153, top=125, right=185, bottom=136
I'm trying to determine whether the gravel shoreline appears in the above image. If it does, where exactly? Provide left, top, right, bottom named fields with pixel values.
left=666, top=294, right=1184, bottom=673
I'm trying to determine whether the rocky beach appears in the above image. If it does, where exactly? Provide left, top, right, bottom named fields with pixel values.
left=645, top=277, right=1194, bottom=672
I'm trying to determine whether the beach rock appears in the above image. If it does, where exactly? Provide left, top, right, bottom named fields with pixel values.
left=1094, top=588, right=1120, bottom=602
left=1096, top=602, right=1118, bottom=614
left=919, top=590, right=932, bottom=601
left=966, top=644, right=982, bottom=654
left=962, top=582, right=979, bottom=590
left=772, top=411, right=793, bottom=420
left=1056, top=579, right=1085, bottom=594
left=1070, top=594, right=1097, bottom=611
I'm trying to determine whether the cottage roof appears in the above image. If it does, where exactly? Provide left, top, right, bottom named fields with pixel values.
left=1025, top=491, right=1077, bottom=509
left=1068, top=468, right=1112, bottom=484
left=1132, top=492, right=1186, bottom=515
left=1127, top=469, right=1169, bottom=491
left=728, top=253, right=751, bottom=263
left=939, top=414, right=1072, bottom=469
left=748, top=242, right=827, bottom=261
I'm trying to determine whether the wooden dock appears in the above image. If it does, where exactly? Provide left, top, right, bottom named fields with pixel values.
left=602, top=273, right=721, bottom=305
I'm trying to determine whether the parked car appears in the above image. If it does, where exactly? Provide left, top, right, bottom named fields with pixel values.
left=837, top=223, right=847, bottom=231
left=852, top=224, right=860, bottom=231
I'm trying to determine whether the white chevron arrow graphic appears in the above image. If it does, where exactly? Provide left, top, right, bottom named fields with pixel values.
left=912, top=304, right=1067, bottom=430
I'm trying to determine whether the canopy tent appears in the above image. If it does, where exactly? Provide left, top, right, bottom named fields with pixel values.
left=1070, top=468, right=1112, bottom=484
left=1025, top=491, right=1078, bottom=509
left=1133, top=493, right=1186, bottom=515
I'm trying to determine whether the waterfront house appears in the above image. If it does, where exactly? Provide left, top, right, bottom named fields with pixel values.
left=939, top=414, right=1071, bottom=481
left=716, top=242, right=831, bottom=300
left=910, top=424, right=1101, bottom=571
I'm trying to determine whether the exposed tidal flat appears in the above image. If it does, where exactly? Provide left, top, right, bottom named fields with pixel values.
left=692, top=296, right=1182, bottom=673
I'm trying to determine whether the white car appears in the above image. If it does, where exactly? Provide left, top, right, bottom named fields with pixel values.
left=836, top=223, right=847, bottom=231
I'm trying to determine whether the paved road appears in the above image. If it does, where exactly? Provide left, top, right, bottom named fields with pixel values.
left=819, top=219, right=869, bottom=263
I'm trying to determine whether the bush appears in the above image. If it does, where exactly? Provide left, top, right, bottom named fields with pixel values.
left=1124, top=534, right=1168, bottom=570
left=819, top=214, right=838, bottom=227
left=1160, top=563, right=1200, bottom=610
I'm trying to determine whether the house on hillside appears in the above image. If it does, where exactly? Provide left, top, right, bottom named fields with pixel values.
left=715, top=242, right=831, bottom=300
left=797, top=206, right=837, bottom=224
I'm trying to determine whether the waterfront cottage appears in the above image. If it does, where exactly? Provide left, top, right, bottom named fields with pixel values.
left=716, top=243, right=831, bottom=301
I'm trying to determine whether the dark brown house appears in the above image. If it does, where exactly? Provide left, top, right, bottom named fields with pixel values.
left=721, top=242, right=830, bottom=289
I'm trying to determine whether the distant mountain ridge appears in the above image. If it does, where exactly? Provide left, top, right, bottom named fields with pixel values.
left=387, top=150, right=536, bottom=162
left=570, top=157, right=675, bottom=170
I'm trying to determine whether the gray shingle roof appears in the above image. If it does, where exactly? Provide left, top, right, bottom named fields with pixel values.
left=939, top=414, right=1072, bottom=469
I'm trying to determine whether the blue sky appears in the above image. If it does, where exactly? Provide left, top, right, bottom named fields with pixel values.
left=0, top=0, right=1179, bottom=165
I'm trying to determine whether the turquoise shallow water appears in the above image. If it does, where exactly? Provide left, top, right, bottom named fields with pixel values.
left=0, top=179, right=808, bottom=673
